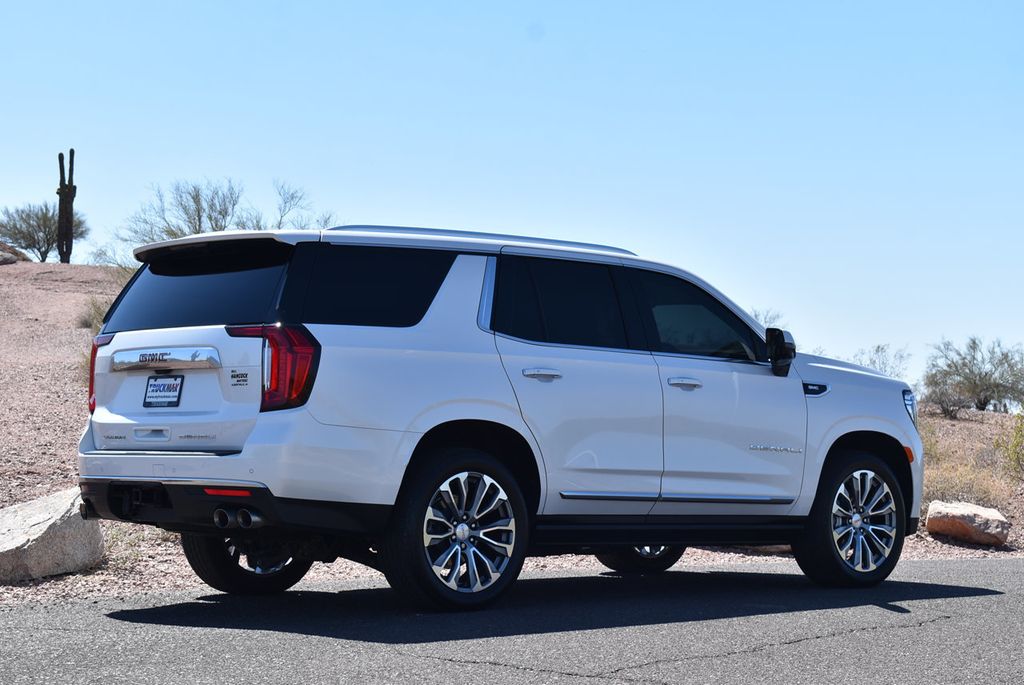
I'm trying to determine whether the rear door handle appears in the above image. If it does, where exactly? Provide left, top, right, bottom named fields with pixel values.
left=523, top=368, right=562, bottom=380
left=667, top=377, right=703, bottom=389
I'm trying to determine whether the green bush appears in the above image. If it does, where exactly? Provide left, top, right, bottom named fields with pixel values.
left=995, top=413, right=1024, bottom=481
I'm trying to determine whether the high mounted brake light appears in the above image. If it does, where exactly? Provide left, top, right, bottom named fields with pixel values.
left=88, top=333, right=115, bottom=414
left=226, top=324, right=320, bottom=411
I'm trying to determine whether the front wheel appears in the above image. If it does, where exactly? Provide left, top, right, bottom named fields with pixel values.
left=793, top=451, right=906, bottom=587
left=595, top=545, right=686, bottom=573
left=181, top=534, right=313, bottom=595
left=379, top=448, right=529, bottom=610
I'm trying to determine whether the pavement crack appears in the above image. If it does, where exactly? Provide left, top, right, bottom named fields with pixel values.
left=599, top=613, right=954, bottom=679
left=391, top=647, right=615, bottom=681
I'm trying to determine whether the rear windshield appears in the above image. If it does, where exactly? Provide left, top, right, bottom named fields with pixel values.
left=103, top=239, right=292, bottom=333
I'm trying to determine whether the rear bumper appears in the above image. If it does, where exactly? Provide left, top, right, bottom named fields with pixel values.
left=79, top=477, right=391, bottom=536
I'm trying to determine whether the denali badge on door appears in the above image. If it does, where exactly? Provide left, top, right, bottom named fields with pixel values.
left=143, top=375, right=184, bottom=408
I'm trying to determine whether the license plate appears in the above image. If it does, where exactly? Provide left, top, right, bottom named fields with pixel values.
left=143, top=375, right=184, bottom=408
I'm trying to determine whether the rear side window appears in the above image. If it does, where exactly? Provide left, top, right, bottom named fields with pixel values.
left=492, top=255, right=628, bottom=350
left=626, top=268, right=766, bottom=362
left=103, top=239, right=292, bottom=333
left=302, top=245, right=456, bottom=327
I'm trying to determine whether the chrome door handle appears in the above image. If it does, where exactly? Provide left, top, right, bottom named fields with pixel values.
left=667, top=377, right=703, bottom=389
left=522, top=368, right=562, bottom=380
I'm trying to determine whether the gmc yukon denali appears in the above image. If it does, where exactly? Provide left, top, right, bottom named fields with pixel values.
left=79, top=226, right=923, bottom=609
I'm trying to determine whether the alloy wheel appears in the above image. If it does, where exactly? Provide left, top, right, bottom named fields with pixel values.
left=422, top=471, right=517, bottom=593
left=831, top=469, right=897, bottom=573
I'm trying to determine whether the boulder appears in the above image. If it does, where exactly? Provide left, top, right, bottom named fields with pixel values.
left=0, top=488, right=105, bottom=582
left=925, top=500, right=1011, bottom=546
left=0, top=242, right=29, bottom=263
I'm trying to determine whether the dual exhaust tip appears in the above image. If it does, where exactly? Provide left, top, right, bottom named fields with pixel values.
left=213, top=507, right=265, bottom=530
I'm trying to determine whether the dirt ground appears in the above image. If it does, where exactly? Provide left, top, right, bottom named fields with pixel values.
left=1, top=261, right=1020, bottom=605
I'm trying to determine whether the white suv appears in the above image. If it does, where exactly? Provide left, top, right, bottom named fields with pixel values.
left=79, top=226, right=923, bottom=609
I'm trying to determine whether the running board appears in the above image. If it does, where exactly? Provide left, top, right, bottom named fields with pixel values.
left=530, top=514, right=807, bottom=548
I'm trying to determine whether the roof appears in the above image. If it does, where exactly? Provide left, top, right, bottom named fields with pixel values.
left=133, top=225, right=636, bottom=261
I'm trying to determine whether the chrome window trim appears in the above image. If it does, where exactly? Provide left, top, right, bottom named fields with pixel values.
left=110, top=347, right=222, bottom=372
left=493, top=330, right=653, bottom=357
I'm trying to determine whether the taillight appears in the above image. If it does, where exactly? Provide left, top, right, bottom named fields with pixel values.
left=226, top=324, right=320, bottom=411
left=88, top=333, right=115, bottom=414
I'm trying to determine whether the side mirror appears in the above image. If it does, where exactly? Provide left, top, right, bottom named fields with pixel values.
left=765, top=328, right=796, bottom=377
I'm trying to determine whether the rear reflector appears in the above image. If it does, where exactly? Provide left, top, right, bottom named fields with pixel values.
left=203, top=488, right=252, bottom=497
left=225, top=323, right=320, bottom=412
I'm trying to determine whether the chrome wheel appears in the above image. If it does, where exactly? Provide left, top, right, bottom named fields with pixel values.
left=422, top=471, right=517, bottom=593
left=831, top=469, right=897, bottom=573
left=634, top=545, right=669, bottom=559
left=225, top=539, right=293, bottom=575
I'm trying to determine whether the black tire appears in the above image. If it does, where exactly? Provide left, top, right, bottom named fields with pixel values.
left=792, top=450, right=906, bottom=587
left=595, top=546, right=686, bottom=574
left=379, top=448, right=530, bottom=610
left=181, top=533, right=313, bottom=595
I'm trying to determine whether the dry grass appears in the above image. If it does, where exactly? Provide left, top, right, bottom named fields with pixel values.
left=919, top=409, right=1015, bottom=515
left=75, top=296, right=111, bottom=334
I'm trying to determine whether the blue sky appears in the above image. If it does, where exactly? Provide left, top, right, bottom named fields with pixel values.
left=1, top=1, right=1021, bottom=382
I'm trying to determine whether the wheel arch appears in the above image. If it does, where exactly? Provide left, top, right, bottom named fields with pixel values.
left=402, top=419, right=545, bottom=517
left=823, top=430, right=913, bottom=523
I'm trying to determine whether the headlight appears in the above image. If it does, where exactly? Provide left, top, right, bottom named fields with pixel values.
left=903, top=389, right=918, bottom=427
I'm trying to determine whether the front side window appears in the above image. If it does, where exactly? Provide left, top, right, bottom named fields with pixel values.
left=492, top=255, right=629, bottom=350
left=627, top=268, right=765, bottom=362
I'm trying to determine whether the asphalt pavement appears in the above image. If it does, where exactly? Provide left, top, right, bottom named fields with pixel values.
left=1, top=558, right=1022, bottom=684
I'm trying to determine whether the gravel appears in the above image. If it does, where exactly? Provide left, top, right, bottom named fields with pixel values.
left=0, top=262, right=1020, bottom=607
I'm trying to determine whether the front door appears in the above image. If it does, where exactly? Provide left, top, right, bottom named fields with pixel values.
left=622, top=266, right=808, bottom=515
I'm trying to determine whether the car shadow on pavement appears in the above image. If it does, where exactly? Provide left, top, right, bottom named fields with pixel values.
left=106, top=569, right=1001, bottom=644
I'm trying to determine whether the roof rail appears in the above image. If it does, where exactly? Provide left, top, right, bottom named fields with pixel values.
left=328, top=225, right=636, bottom=256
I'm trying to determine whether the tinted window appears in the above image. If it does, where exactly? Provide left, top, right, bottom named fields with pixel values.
left=627, top=269, right=765, bottom=361
left=302, top=245, right=456, bottom=327
left=492, top=256, right=628, bottom=349
left=103, top=240, right=291, bottom=333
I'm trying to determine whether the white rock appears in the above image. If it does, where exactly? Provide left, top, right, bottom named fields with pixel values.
left=925, top=500, right=1011, bottom=546
left=0, top=488, right=104, bottom=582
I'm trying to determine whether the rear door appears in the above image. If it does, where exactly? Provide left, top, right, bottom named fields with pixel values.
left=90, top=238, right=299, bottom=453
left=491, top=255, right=663, bottom=516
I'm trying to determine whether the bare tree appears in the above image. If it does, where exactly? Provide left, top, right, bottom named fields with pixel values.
left=924, top=337, right=1024, bottom=416
left=851, top=344, right=911, bottom=379
left=121, top=179, right=244, bottom=245
left=750, top=308, right=785, bottom=329
left=236, top=181, right=311, bottom=231
left=0, top=202, right=89, bottom=262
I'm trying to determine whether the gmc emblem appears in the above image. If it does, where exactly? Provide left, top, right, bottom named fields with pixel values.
left=139, top=352, right=170, bottom=363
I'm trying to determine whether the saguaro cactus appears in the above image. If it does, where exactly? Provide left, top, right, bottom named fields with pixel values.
left=56, top=149, right=76, bottom=264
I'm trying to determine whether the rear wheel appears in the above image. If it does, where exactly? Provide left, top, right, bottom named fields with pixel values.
left=379, top=448, right=529, bottom=610
left=181, top=533, right=313, bottom=595
left=793, top=451, right=906, bottom=587
left=595, top=545, right=686, bottom=573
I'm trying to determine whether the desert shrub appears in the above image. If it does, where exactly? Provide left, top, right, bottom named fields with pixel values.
left=0, top=202, right=89, bottom=262
left=924, top=338, right=1024, bottom=416
left=923, top=459, right=1012, bottom=513
left=994, top=413, right=1024, bottom=481
left=851, top=344, right=910, bottom=380
left=77, top=296, right=111, bottom=334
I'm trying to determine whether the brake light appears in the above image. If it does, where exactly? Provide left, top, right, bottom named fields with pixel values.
left=88, top=333, right=115, bottom=414
left=226, top=324, right=320, bottom=411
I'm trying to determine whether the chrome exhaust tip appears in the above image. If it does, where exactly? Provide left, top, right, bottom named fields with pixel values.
left=237, top=508, right=265, bottom=529
left=213, top=508, right=238, bottom=529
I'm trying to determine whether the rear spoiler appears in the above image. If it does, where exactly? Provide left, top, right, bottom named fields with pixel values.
left=133, top=230, right=322, bottom=262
